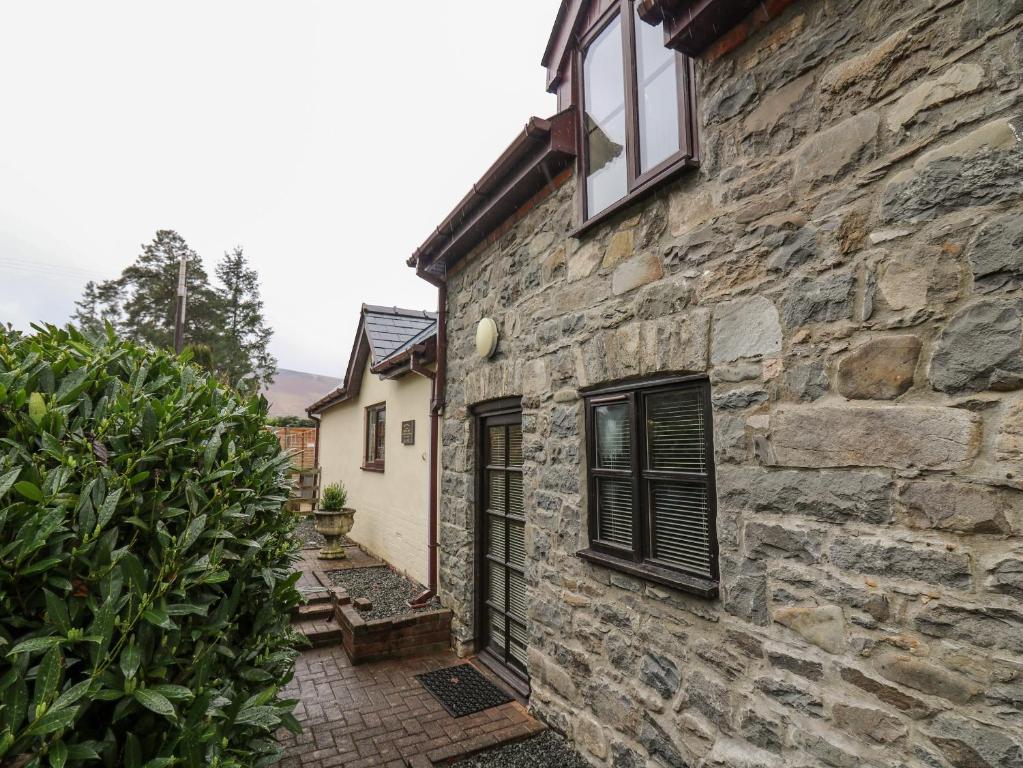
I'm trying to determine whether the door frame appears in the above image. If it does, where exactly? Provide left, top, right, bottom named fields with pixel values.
left=471, top=397, right=530, bottom=697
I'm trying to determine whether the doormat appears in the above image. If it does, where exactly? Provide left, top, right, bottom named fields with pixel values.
left=416, top=663, right=513, bottom=718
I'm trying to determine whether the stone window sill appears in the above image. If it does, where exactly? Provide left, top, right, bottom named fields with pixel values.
left=360, top=463, right=385, bottom=473
left=577, top=548, right=718, bottom=599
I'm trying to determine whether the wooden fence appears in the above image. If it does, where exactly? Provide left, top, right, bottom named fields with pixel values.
left=272, top=426, right=319, bottom=513
left=273, top=426, right=317, bottom=471
left=288, top=468, right=320, bottom=513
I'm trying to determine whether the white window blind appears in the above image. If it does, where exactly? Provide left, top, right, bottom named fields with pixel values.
left=597, top=477, right=633, bottom=548
left=646, top=390, right=705, bottom=473
left=586, top=379, right=717, bottom=584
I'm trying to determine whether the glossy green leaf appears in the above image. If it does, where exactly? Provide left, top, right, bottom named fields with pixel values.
left=124, top=732, right=141, bottom=768
left=0, top=468, right=21, bottom=499
left=33, top=646, right=61, bottom=710
left=27, top=706, right=77, bottom=735
left=147, top=684, right=192, bottom=702
left=179, top=515, right=206, bottom=551
left=133, top=689, right=175, bottom=720
left=43, top=592, right=70, bottom=635
left=65, top=744, right=101, bottom=761
left=50, top=679, right=92, bottom=712
left=120, top=644, right=141, bottom=680
left=141, top=608, right=175, bottom=631
left=95, top=487, right=122, bottom=530
left=21, top=558, right=65, bottom=577
left=13, top=481, right=43, bottom=503
left=141, top=404, right=157, bottom=444
left=28, top=392, right=47, bottom=425
left=7, top=637, right=62, bottom=656
left=48, top=739, right=67, bottom=768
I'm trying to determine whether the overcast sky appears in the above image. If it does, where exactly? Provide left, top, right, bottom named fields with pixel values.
left=0, top=1, right=559, bottom=377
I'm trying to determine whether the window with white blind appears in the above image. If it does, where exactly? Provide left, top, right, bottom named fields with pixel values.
left=581, top=376, right=718, bottom=597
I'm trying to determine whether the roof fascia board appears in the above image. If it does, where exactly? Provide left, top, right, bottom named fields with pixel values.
left=369, top=337, right=437, bottom=376
left=415, top=117, right=554, bottom=261
left=411, top=108, right=577, bottom=276
left=642, top=0, right=765, bottom=56
left=542, top=0, right=588, bottom=93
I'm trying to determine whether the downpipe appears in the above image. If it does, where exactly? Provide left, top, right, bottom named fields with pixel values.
left=410, top=277, right=446, bottom=609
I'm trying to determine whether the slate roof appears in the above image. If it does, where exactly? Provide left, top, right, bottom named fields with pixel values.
left=307, top=304, right=437, bottom=415
left=363, top=305, right=438, bottom=366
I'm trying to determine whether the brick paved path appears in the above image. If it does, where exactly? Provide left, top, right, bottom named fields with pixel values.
left=281, top=545, right=543, bottom=767
left=280, top=645, right=542, bottom=767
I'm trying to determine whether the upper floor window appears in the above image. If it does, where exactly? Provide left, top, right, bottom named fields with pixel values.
left=579, top=0, right=696, bottom=222
left=364, top=403, right=386, bottom=471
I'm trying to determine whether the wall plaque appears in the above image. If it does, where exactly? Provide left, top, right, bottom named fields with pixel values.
left=401, top=419, right=416, bottom=446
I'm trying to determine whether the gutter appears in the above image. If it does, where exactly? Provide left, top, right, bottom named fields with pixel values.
left=307, top=389, right=346, bottom=417
left=369, top=340, right=435, bottom=377
left=411, top=116, right=553, bottom=268
left=407, top=109, right=576, bottom=277
left=409, top=359, right=436, bottom=381
left=410, top=271, right=447, bottom=609
left=378, top=351, right=437, bottom=382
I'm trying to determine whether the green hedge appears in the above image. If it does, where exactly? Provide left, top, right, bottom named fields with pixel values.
left=0, top=326, right=302, bottom=767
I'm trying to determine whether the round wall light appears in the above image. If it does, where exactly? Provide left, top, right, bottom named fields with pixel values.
left=475, top=317, right=499, bottom=359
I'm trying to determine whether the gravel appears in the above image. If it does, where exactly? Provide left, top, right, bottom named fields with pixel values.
left=454, top=731, right=590, bottom=768
left=325, top=566, right=440, bottom=620
left=294, top=517, right=352, bottom=550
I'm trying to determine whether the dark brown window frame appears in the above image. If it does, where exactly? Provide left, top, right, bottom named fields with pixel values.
left=362, top=402, right=386, bottom=472
left=574, top=0, right=699, bottom=234
left=471, top=397, right=529, bottom=698
left=578, top=374, right=719, bottom=598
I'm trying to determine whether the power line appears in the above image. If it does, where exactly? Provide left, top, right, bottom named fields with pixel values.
left=0, top=255, right=101, bottom=276
left=0, top=256, right=105, bottom=283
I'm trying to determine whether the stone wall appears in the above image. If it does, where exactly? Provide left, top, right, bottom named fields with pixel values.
left=436, top=1, right=1023, bottom=765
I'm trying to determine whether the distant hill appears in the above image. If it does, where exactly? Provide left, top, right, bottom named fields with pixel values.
left=261, top=368, right=340, bottom=418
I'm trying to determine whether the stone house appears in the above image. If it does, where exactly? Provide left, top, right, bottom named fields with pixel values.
left=409, top=0, right=1023, bottom=765
left=308, top=305, right=437, bottom=585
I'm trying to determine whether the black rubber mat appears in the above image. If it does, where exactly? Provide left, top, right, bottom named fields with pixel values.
left=415, top=664, right=513, bottom=718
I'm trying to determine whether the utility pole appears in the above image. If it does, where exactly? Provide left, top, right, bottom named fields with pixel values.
left=173, top=252, right=188, bottom=354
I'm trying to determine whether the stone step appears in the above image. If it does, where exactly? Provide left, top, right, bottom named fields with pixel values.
left=294, top=616, right=343, bottom=648
left=293, top=602, right=334, bottom=621
left=299, top=587, right=333, bottom=605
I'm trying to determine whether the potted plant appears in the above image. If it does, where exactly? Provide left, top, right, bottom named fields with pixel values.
left=314, top=482, right=355, bottom=560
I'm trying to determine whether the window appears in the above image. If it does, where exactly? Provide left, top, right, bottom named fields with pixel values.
left=578, top=0, right=696, bottom=223
left=580, top=376, right=718, bottom=597
left=364, top=403, right=385, bottom=471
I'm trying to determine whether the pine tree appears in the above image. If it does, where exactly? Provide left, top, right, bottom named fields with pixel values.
left=71, top=231, right=276, bottom=392
left=71, top=281, right=101, bottom=333
left=72, top=279, right=124, bottom=334
left=215, top=247, right=277, bottom=389
left=116, top=230, right=222, bottom=351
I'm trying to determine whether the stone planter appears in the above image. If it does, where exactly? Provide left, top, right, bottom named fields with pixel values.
left=314, top=508, right=355, bottom=560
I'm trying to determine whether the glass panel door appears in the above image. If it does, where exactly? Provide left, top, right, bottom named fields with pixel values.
left=480, top=414, right=528, bottom=680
